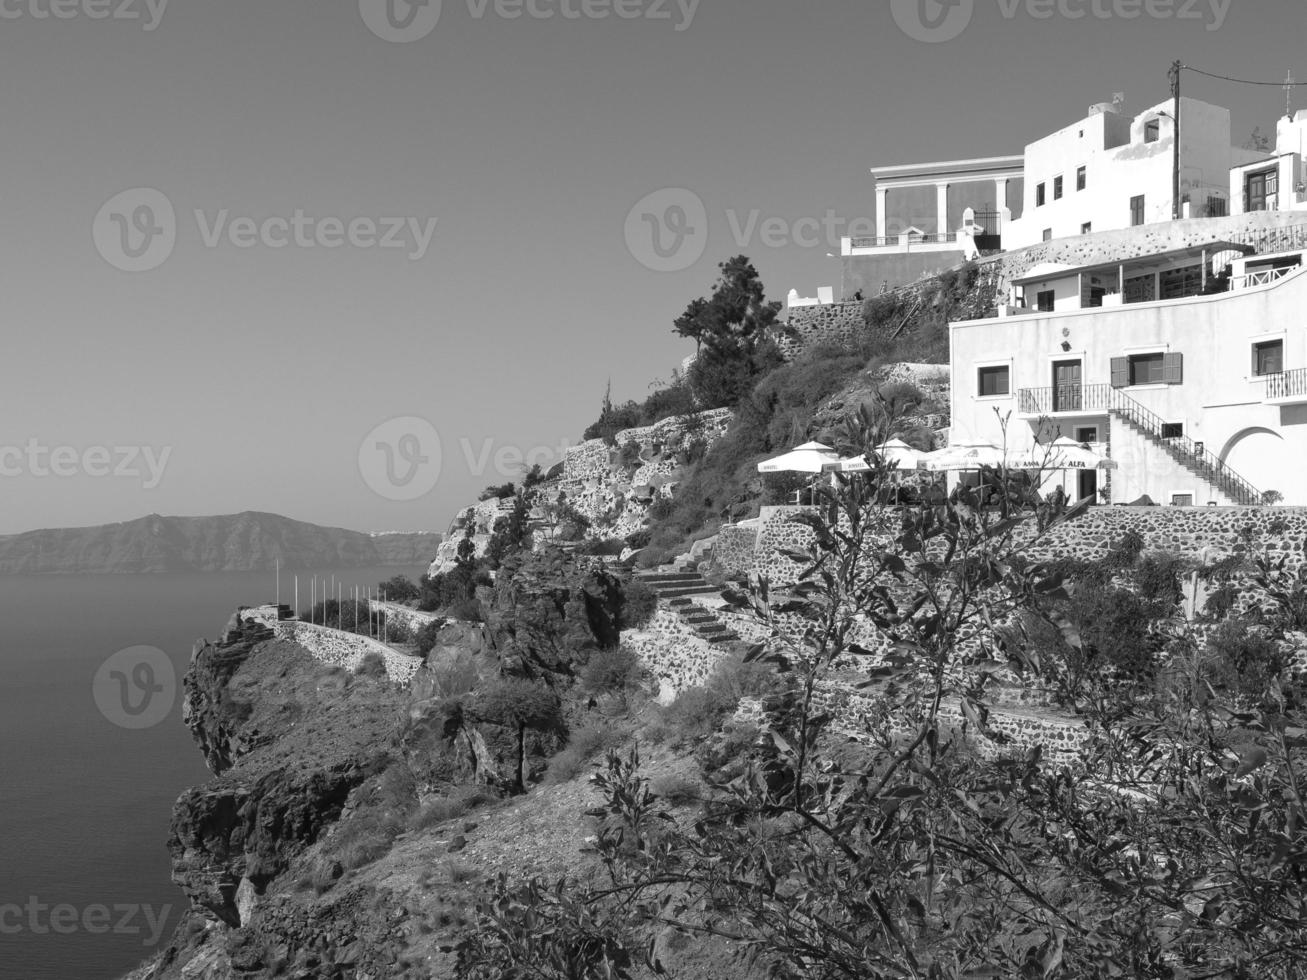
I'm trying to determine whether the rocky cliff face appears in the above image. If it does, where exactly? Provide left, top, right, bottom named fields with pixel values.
left=0, top=512, right=441, bottom=575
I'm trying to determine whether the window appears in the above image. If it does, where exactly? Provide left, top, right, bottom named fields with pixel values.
left=1053, top=176, right=1064, bottom=200
left=1254, top=339, right=1284, bottom=376
left=1130, top=352, right=1166, bottom=385
left=1036, top=290, right=1055, bottom=312
left=1160, top=422, right=1184, bottom=439
left=1081, top=222, right=1093, bottom=235
left=1074, top=426, right=1099, bottom=443
left=1205, top=195, right=1229, bottom=218
left=1036, top=183, right=1046, bottom=207
left=1124, top=272, right=1156, bottom=304
left=977, top=365, right=1010, bottom=397
left=1112, top=352, right=1183, bottom=387
left=1130, top=195, right=1146, bottom=226
left=1171, top=493, right=1194, bottom=507
left=1145, top=119, right=1161, bottom=143
left=1043, top=228, right=1053, bottom=242
left=1076, top=166, right=1087, bottom=191
left=1159, top=264, right=1203, bottom=300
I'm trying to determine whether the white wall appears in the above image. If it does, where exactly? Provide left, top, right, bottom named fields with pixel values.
left=950, top=265, right=1307, bottom=504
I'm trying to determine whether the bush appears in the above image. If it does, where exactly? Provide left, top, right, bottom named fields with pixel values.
left=649, top=773, right=701, bottom=806
left=1135, top=551, right=1185, bottom=606
left=546, top=721, right=627, bottom=784
left=414, top=619, right=447, bottom=657
left=619, top=578, right=658, bottom=630
left=478, top=483, right=516, bottom=501
left=409, top=785, right=494, bottom=832
left=354, top=651, right=389, bottom=678
left=377, top=575, right=420, bottom=602
left=576, top=538, right=628, bottom=557
left=618, top=441, right=643, bottom=471
left=580, top=644, right=642, bottom=694
left=624, top=529, right=652, bottom=550
left=1205, top=617, right=1285, bottom=698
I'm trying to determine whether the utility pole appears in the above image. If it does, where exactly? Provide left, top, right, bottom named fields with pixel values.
left=1171, top=59, right=1183, bottom=221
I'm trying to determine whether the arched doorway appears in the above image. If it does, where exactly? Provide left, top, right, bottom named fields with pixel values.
left=1220, top=428, right=1286, bottom=503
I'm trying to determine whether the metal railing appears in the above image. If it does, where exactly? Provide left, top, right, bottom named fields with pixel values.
left=1018, top=384, right=1264, bottom=505
left=1265, top=367, right=1307, bottom=402
left=849, top=233, right=959, bottom=249
left=1219, top=222, right=1307, bottom=258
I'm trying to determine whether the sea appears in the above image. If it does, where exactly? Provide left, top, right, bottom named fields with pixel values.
left=0, top=564, right=430, bottom=980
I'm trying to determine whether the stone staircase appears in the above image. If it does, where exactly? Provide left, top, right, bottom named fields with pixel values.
left=637, top=571, right=741, bottom=645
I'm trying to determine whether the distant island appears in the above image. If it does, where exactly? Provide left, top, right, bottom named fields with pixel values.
left=0, top=512, right=442, bottom=574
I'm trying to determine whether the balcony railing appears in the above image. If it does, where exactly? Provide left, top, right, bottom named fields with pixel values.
left=1017, top=384, right=1112, bottom=416
left=1231, top=266, right=1296, bottom=290
left=849, top=233, right=959, bottom=249
left=1265, top=367, right=1307, bottom=403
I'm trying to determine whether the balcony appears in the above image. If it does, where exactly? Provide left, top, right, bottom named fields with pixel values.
left=1231, top=266, right=1297, bottom=291
left=1017, top=384, right=1112, bottom=418
left=1264, top=367, right=1307, bottom=406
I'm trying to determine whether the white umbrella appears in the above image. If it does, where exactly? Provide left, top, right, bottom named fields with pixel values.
left=1010, top=437, right=1119, bottom=471
left=829, top=439, right=924, bottom=472
left=757, top=441, right=840, bottom=474
left=919, top=441, right=1016, bottom=472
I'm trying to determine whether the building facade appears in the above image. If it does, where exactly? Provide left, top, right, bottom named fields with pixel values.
left=950, top=246, right=1307, bottom=507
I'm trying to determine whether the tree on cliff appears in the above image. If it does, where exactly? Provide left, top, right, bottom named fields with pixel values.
left=472, top=678, right=565, bottom=794
left=674, top=256, right=785, bottom=409
left=457, top=423, right=1307, bottom=978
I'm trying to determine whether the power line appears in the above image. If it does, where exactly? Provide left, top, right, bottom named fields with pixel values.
left=1182, top=65, right=1304, bottom=88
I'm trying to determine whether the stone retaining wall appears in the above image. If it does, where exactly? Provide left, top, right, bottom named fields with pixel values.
left=624, top=609, right=731, bottom=701
left=272, top=621, right=423, bottom=686
left=370, top=600, right=442, bottom=634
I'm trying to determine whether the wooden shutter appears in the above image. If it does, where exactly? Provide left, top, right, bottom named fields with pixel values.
left=1162, top=352, right=1184, bottom=384
left=1110, top=357, right=1128, bottom=388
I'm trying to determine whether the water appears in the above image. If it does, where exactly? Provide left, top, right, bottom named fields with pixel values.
left=0, top=565, right=430, bottom=980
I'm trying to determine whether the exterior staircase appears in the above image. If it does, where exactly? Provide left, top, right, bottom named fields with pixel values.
left=1020, top=383, right=1264, bottom=506
left=1105, top=388, right=1263, bottom=506
left=637, top=571, right=741, bottom=645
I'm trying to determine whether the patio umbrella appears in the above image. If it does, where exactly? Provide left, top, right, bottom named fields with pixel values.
left=1010, top=437, right=1119, bottom=471
left=757, top=441, right=840, bottom=474
left=919, top=441, right=1016, bottom=472
left=829, top=439, right=925, bottom=472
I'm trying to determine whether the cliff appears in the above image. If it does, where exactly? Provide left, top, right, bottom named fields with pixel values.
left=0, top=512, right=441, bottom=574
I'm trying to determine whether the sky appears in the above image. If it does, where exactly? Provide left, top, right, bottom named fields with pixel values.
left=0, top=0, right=1303, bottom=535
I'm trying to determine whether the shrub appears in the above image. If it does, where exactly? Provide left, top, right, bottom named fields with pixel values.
left=649, top=773, right=701, bottom=806
left=546, top=721, right=627, bottom=784
left=479, top=483, right=516, bottom=501
left=625, top=529, right=652, bottom=550
left=377, top=575, right=420, bottom=602
left=354, top=651, right=389, bottom=678
left=580, top=644, right=642, bottom=694
left=618, top=440, right=643, bottom=471
left=413, top=619, right=447, bottom=657
left=1135, top=551, right=1185, bottom=606
left=1205, top=617, right=1285, bottom=698
left=409, top=785, right=494, bottom=832
left=620, top=578, right=658, bottom=630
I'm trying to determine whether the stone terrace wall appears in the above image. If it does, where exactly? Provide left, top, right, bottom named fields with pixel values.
left=775, top=302, right=866, bottom=359
left=273, top=621, right=423, bottom=686
left=624, top=609, right=731, bottom=701
left=370, top=600, right=441, bottom=634
left=1029, top=506, right=1307, bottom=566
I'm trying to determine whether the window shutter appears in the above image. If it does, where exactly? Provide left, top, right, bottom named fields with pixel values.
left=1162, top=352, right=1184, bottom=384
left=1110, top=357, right=1128, bottom=388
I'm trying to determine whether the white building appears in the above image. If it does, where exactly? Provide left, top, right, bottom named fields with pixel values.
left=1228, top=109, right=1307, bottom=218
left=949, top=242, right=1307, bottom=507
left=1005, top=97, right=1263, bottom=249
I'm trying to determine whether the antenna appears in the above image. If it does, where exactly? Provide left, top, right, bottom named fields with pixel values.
left=1287, top=70, right=1297, bottom=120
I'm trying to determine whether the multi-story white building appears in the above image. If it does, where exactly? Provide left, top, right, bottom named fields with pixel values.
left=1005, top=97, right=1263, bottom=249
left=949, top=242, right=1307, bottom=507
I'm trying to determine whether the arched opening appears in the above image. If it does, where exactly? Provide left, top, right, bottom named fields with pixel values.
left=1219, top=427, right=1285, bottom=502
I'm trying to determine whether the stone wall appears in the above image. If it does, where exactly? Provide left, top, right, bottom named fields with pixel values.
left=623, top=609, right=732, bottom=702
left=370, top=600, right=441, bottom=634
left=271, top=621, right=423, bottom=686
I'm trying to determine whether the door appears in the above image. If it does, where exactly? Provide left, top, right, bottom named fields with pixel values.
left=1246, top=170, right=1277, bottom=212
left=1077, top=470, right=1098, bottom=504
left=1053, top=360, right=1082, bottom=412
